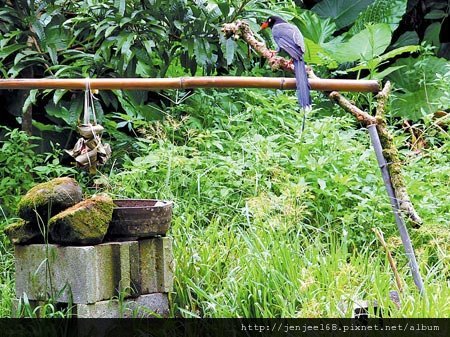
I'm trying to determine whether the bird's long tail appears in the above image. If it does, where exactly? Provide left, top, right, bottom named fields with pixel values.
left=293, top=58, right=311, bottom=110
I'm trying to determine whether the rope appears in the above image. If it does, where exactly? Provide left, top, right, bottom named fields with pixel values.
left=83, top=77, right=97, bottom=125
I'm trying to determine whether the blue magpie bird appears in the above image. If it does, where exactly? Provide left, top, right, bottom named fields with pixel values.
left=261, top=16, right=311, bottom=110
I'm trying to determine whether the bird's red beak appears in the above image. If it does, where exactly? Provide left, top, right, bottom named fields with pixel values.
left=260, top=21, right=269, bottom=30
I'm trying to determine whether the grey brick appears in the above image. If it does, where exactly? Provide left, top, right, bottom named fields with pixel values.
left=138, top=239, right=158, bottom=293
left=76, top=293, right=169, bottom=318
left=139, top=237, right=174, bottom=294
left=156, top=237, right=174, bottom=293
left=15, top=241, right=138, bottom=304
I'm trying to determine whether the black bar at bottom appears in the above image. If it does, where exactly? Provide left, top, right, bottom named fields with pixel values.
left=0, top=318, right=448, bottom=337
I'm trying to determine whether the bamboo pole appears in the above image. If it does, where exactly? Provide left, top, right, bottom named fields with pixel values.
left=372, top=227, right=403, bottom=293
left=0, top=77, right=379, bottom=92
left=367, top=125, right=425, bottom=294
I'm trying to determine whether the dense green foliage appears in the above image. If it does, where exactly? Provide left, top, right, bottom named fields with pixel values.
left=0, top=0, right=449, bottom=318
left=1, top=0, right=449, bottom=133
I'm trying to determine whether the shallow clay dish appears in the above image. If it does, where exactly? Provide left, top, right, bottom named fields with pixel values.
left=108, top=199, right=173, bottom=238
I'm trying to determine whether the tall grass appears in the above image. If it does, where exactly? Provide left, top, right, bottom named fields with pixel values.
left=171, top=219, right=449, bottom=317
left=0, top=89, right=448, bottom=317
left=104, top=89, right=449, bottom=317
left=0, top=231, right=15, bottom=317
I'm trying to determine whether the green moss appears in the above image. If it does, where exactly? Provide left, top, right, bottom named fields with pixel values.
left=49, top=194, right=114, bottom=245
left=3, top=219, right=44, bottom=244
left=18, top=177, right=83, bottom=223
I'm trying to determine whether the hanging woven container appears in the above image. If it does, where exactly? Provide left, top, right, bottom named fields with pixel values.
left=65, top=79, right=111, bottom=173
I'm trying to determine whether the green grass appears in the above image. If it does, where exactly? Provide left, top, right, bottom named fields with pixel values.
left=0, top=231, right=15, bottom=317
left=0, top=89, right=448, bottom=317
left=171, top=220, right=449, bottom=317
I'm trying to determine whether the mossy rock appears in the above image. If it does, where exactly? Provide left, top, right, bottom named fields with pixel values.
left=4, top=219, right=45, bottom=245
left=18, top=177, right=83, bottom=222
left=49, top=194, right=114, bottom=245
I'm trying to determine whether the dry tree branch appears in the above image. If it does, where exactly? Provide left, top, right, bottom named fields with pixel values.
left=375, top=83, right=423, bottom=227
left=222, top=20, right=314, bottom=77
left=329, top=91, right=376, bottom=124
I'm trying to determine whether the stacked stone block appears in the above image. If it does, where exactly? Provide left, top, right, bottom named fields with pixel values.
left=9, top=178, right=174, bottom=318
left=14, top=237, right=174, bottom=317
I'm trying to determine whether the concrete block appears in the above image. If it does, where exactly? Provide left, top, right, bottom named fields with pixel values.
left=15, top=241, right=138, bottom=304
left=139, top=237, right=174, bottom=294
left=138, top=239, right=157, bottom=293
left=106, top=241, right=140, bottom=298
left=75, top=293, right=169, bottom=318
left=156, top=237, right=174, bottom=293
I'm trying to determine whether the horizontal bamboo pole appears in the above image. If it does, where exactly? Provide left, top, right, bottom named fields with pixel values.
left=0, top=77, right=379, bottom=92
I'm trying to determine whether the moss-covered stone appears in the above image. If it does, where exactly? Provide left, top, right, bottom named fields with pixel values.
left=3, top=219, right=45, bottom=245
left=18, top=177, right=83, bottom=222
left=49, top=194, right=114, bottom=245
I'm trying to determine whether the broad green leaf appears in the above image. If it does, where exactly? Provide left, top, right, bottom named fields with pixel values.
left=143, top=40, right=155, bottom=54
left=217, top=2, right=230, bottom=17
left=22, top=89, right=38, bottom=114
left=296, top=11, right=336, bottom=44
left=327, top=23, right=392, bottom=63
left=388, top=56, right=450, bottom=119
left=194, top=38, right=208, bottom=66
left=31, top=20, right=46, bottom=45
left=32, top=120, right=63, bottom=132
left=0, top=44, right=27, bottom=60
left=99, top=90, right=118, bottom=110
left=0, top=30, right=22, bottom=49
left=304, top=38, right=337, bottom=68
left=424, top=10, right=447, bottom=20
left=312, top=0, right=374, bottom=30
left=105, top=25, right=118, bottom=38
left=53, top=89, right=68, bottom=105
left=52, top=65, right=82, bottom=77
left=45, top=17, right=71, bottom=50
left=225, top=38, right=235, bottom=66
left=378, top=45, right=420, bottom=63
left=369, top=65, right=405, bottom=80
left=248, top=8, right=295, bottom=21
left=119, top=17, right=133, bottom=28
left=45, top=101, right=77, bottom=126
left=93, top=99, right=104, bottom=123
left=120, top=33, right=135, bottom=66
left=424, top=22, right=441, bottom=48
left=69, top=95, right=84, bottom=121
left=136, top=60, right=153, bottom=77
left=13, top=50, right=40, bottom=65
left=46, top=46, right=58, bottom=65
left=345, top=45, right=419, bottom=76
left=390, top=31, right=419, bottom=49
left=349, top=0, right=407, bottom=35
left=115, top=0, right=126, bottom=16
left=391, top=88, right=442, bottom=120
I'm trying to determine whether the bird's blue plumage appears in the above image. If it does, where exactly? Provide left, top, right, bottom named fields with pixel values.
left=294, top=58, right=311, bottom=109
left=268, top=17, right=311, bottom=109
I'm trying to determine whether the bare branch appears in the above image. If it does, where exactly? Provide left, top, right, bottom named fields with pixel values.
left=329, top=91, right=377, bottom=124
